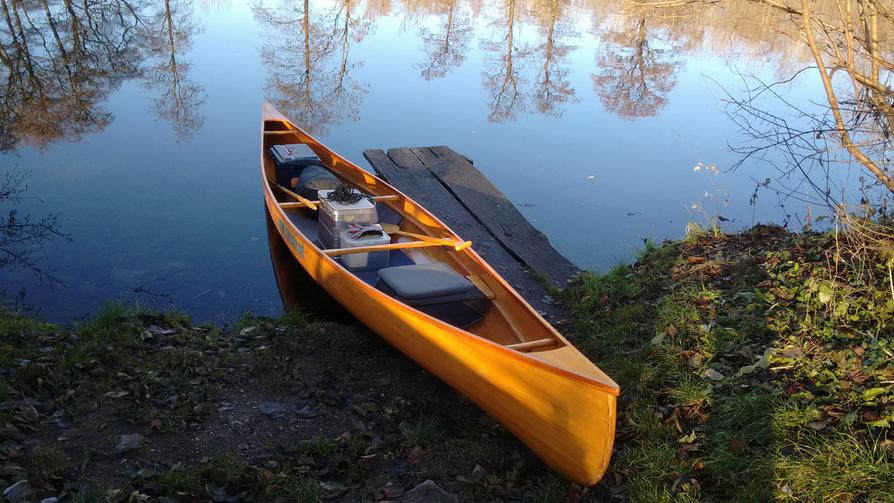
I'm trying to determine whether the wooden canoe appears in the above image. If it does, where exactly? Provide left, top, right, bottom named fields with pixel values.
left=260, top=102, right=619, bottom=485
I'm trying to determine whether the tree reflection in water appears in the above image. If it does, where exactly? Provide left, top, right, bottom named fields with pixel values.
left=416, top=0, right=472, bottom=80
left=0, top=0, right=204, bottom=151
left=142, top=0, right=206, bottom=141
left=480, top=0, right=534, bottom=122
left=0, top=166, right=68, bottom=283
left=531, top=0, right=576, bottom=116
left=253, top=0, right=370, bottom=136
left=592, top=16, right=681, bottom=119
left=479, top=0, right=577, bottom=121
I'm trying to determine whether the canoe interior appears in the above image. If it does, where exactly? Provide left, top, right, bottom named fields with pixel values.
left=262, top=119, right=566, bottom=351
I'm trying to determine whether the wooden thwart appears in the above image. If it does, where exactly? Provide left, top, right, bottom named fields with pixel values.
left=322, top=240, right=455, bottom=257
left=505, top=337, right=556, bottom=352
left=279, top=194, right=400, bottom=209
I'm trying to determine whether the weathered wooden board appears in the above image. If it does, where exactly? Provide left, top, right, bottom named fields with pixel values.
left=362, top=149, right=526, bottom=286
left=426, top=146, right=580, bottom=286
left=372, top=146, right=578, bottom=286
left=363, top=148, right=564, bottom=319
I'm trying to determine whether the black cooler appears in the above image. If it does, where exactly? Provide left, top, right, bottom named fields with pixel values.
left=269, top=143, right=322, bottom=187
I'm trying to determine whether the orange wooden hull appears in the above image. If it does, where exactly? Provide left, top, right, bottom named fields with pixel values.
left=260, top=103, right=618, bottom=485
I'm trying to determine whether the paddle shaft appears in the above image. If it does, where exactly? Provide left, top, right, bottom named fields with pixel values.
left=269, top=180, right=318, bottom=210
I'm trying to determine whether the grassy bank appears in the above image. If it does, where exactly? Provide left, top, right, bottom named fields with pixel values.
left=566, top=224, right=894, bottom=501
left=2, top=223, right=893, bottom=501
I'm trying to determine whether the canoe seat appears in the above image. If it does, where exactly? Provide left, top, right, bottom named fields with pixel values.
left=377, top=262, right=487, bottom=328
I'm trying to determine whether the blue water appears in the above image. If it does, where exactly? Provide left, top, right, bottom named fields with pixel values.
left=0, top=0, right=829, bottom=321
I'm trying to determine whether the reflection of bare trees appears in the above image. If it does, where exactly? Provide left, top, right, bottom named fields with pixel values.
left=480, top=0, right=577, bottom=121
left=629, top=0, right=894, bottom=204
left=142, top=0, right=205, bottom=141
left=0, top=0, right=143, bottom=150
left=0, top=166, right=68, bottom=282
left=480, top=0, right=533, bottom=122
left=254, top=0, right=370, bottom=136
left=0, top=0, right=204, bottom=150
left=416, top=0, right=472, bottom=80
left=531, top=0, right=575, bottom=116
left=592, top=17, right=680, bottom=119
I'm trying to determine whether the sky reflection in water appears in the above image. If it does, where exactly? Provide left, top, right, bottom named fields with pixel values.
left=0, top=0, right=824, bottom=321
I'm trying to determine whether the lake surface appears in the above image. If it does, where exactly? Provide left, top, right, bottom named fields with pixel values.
left=1, top=0, right=830, bottom=322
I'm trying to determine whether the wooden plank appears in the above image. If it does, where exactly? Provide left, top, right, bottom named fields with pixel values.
left=410, top=147, right=440, bottom=164
left=362, top=149, right=540, bottom=296
left=387, top=148, right=424, bottom=169
left=427, top=146, right=579, bottom=286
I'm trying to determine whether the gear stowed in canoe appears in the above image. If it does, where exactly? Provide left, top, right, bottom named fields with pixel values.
left=259, top=102, right=619, bottom=485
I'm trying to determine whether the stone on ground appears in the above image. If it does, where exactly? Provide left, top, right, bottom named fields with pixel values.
left=402, top=480, right=457, bottom=503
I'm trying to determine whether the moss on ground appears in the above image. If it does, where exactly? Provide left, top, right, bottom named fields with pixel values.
left=565, top=224, right=894, bottom=502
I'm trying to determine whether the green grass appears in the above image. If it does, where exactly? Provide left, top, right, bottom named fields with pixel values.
left=528, top=473, right=568, bottom=502
left=774, top=434, right=894, bottom=502
left=279, top=475, right=324, bottom=502
left=156, top=452, right=251, bottom=498
left=565, top=225, right=894, bottom=501
left=29, top=444, right=67, bottom=480
left=435, top=436, right=505, bottom=468
left=293, top=437, right=338, bottom=458
left=400, top=417, right=445, bottom=449
left=71, top=487, right=106, bottom=503
left=156, top=463, right=201, bottom=495
left=0, top=306, right=57, bottom=367
left=0, top=302, right=231, bottom=429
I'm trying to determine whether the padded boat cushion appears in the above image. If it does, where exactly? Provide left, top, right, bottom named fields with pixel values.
left=377, top=263, right=475, bottom=301
left=377, top=262, right=487, bottom=328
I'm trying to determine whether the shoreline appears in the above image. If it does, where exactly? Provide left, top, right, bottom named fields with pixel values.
left=2, top=223, right=892, bottom=501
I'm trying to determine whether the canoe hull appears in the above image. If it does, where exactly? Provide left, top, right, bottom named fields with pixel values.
left=264, top=193, right=617, bottom=485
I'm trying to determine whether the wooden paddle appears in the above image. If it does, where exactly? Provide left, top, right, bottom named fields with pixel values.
left=380, top=223, right=472, bottom=251
left=268, top=180, right=318, bottom=210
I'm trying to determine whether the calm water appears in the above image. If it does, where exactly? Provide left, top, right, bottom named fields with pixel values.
left=1, top=0, right=828, bottom=321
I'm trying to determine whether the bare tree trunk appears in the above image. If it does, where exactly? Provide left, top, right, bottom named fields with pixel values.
left=800, top=0, right=894, bottom=194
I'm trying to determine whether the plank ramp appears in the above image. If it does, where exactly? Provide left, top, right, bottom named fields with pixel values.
left=363, top=146, right=580, bottom=321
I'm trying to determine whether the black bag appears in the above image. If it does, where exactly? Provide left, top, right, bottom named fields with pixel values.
left=295, top=165, right=339, bottom=200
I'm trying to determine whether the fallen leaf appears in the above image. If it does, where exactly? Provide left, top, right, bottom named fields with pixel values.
left=703, top=368, right=725, bottom=381
left=863, top=387, right=888, bottom=401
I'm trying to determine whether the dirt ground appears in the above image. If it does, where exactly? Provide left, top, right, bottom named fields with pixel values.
left=1, top=310, right=589, bottom=502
